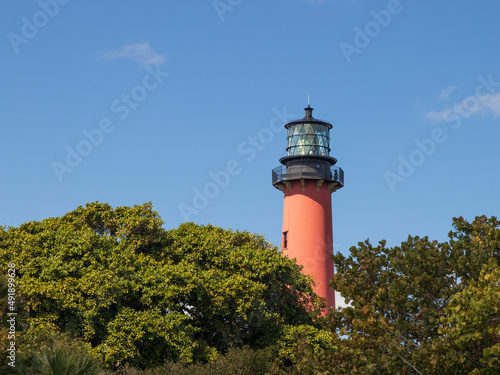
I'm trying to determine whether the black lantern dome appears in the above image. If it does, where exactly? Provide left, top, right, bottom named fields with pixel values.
left=281, top=105, right=336, bottom=165
left=286, top=105, right=331, bottom=157
left=272, top=105, right=344, bottom=192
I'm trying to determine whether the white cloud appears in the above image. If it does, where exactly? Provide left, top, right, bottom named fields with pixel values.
left=99, top=42, right=166, bottom=66
left=438, top=85, right=458, bottom=100
left=424, top=92, right=500, bottom=123
left=483, top=92, right=500, bottom=116
left=424, top=110, right=449, bottom=122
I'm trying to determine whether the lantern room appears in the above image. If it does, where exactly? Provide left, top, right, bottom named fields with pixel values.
left=285, top=105, right=332, bottom=157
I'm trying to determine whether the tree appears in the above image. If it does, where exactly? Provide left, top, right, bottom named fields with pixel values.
left=275, top=215, right=500, bottom=374
left=431, top=260, right=500, bottom=374
left=329, top=235, right=456, bottom=374
left=0, top=202, right=322, bottom=369
left=0, top=272, right=28, bottom=368
left=270, top=324, right=339, bottom=375
left=3, top=327, right=102, bottom=375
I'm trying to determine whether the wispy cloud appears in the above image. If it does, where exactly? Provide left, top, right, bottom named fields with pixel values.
left=483, top=93, right=500, bottom=116
left=99, top=42, right=166, bottom=66
left=425, top=92, right=500, bottom=122
left=424, top=110, right=449, bottom=122
left=438, top=85, right=458, bottom=100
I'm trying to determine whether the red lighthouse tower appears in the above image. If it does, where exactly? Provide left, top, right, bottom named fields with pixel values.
left=272, top=105, right=343, bottom=308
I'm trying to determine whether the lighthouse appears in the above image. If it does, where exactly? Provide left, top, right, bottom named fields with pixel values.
left=272, top=104, right=343, bottom=308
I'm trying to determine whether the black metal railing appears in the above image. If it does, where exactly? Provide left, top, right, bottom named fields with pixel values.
left=272, top=165, right=344, bottom=186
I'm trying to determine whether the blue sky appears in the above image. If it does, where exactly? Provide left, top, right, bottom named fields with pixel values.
left=1, top=0, right=500, bottom=258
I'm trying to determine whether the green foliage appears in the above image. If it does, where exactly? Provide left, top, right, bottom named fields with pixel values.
left=270, top=324, right=338, bottom=375
left=5, top=201, right=497, bottom=373
left=0, top=272, right=28, bottom=365
left=278, top=215, right=500, bottom=374
left=448, top=216, right=500, bottom=282
left=163, top=222, right=322, bottom=351
left=425, top=216, right=500, bottom=374
left=3, top=346, right=102, bottom=375
left=327, top=235, right=456, bottom=374
left=0, top=274, right=28, bottom=330
left=15, top=323, right=93, bottom=356
left=1, top=324, right=102, bottom=375
left=112, top=346, right=273, bottom=375
left=0, top=202, right=321, bottom=370
left=432, top=260, right=500, bottom=374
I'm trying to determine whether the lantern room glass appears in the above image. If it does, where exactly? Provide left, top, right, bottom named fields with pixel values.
left=286, top=123, right=330, bottom=156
